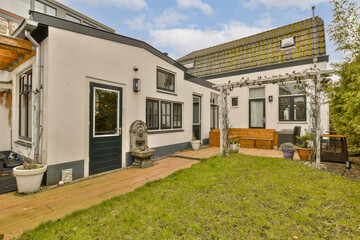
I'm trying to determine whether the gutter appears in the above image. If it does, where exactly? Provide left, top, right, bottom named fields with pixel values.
left=14, top=19, right=42, bottom=163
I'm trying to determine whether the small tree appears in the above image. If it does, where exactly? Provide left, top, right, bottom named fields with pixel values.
left=220, top=87, right=231, bottom=155
left=327, top=0, right=360, bottom=152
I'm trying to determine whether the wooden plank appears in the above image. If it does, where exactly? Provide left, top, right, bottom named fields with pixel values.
left=8, top=50, right=35, bottom=72
left=0, top=34, right=33, bottom=50
left=0, top=55, right=15, bottom=64
left=0, top=49, right=22, bottom=59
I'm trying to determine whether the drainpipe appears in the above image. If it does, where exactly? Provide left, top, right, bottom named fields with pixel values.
left=24, top=30, right=42, bottom=163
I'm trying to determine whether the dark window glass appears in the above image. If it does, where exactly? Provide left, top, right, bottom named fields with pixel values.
left=161, top=101, right=171, bottom=129
left=231, top=97, right=238, bottom=106
left=94, top=89, right=118, bottom=136
left=173, top=103, right=182, bottom=128
left=19, top=71, right=32, bottom=140
left=146, top=99, right=159, bottom=130
left=157, top=69, right=175, bottom=92
left=279, top=96, right=306, bottom=121
left=210, top=105, right=219, bottom=129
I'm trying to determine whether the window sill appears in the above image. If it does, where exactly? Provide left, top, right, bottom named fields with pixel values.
left=156, top=90, right=177, bottom=96
left=277, top=121, right=308, bottom=124
left=14, top=140, right=32, bottom=148
left=148, top=129, right=184, bottom=134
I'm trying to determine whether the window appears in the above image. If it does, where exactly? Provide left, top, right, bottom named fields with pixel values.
left=157, top=69, right=175, bottom=92
left=146, top=99, right=182, bottom=130
left=34, top=1, right=45, bottom=13
left=19, top=70, right=32, bottom=140
left=281, top=37, right=295, bottom=48
left=210, top=105, right=219, bottom=129
left=161, top=101, right=171, bottom=129
left=249, top=88, right=265, bottom=99
left=146, top=99, right=159, bottom=130
left=173, top=103, right=182, bottom=128
left=66, top=14, right=81, bottom=23
left=279, top=83, right=306, bottom=121
left=231, top=97, right=238, bottom=107
left=46, top=6, right=56, bottom=16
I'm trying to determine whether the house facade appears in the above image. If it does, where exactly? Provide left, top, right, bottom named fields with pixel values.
left=178, top=17, right=329, bottom=133
left=0, top=12, right=218, bottom=185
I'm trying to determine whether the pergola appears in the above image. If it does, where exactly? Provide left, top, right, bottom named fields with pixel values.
left=0, top=34, right=35, bottom=73
left=213, top=59, right=334, bottom=167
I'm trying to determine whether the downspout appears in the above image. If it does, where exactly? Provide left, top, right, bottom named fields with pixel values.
left=24, top=30, right=42, bottom=163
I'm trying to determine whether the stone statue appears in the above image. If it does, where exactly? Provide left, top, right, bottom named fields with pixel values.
left=130, top=120, right=155, bottom=168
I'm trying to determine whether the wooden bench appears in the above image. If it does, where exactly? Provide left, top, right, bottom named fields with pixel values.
left=209, top=128, right=278, bottom=150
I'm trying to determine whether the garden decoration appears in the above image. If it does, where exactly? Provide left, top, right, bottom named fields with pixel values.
left=279, top=143, right=297, bottom=160
left=229, top=139, right=240, bottom=153
left=130, top=120, right=155, bottom=168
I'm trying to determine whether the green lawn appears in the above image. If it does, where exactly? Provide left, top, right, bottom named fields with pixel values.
left=19, top=154, right=360, bottom=239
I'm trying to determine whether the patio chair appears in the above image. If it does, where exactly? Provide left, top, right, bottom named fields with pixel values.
left=277, top=126, right=301, bottom=148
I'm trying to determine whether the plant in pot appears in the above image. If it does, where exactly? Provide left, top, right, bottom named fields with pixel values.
left=279, top=142, right=297, bottom=160
left=296, top=133, right=312, bottom=161
left=229, top=139, right=240, bottom=153
left=12, top=148, right=47, bottom=194
left=190, top=135, right=201, bottom=150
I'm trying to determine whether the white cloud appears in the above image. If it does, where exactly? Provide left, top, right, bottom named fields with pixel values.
left=154, top=9, right=188, bottom=29
left=177, top=0, right=213, bottom=16
left=124, top=15, right=149, bottom=30
left=58, top=0, right=147, bottom=10
left=149, top=21, right=267, bottom=59
left=255, top=13, right=272, bottom=28
left=242, top=0, right=329, bottom=10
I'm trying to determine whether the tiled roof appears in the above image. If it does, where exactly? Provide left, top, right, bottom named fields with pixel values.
left=177, top=17, right=326, bottom=78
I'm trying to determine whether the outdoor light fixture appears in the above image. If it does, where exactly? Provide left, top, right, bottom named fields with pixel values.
left=268, top=96, right=273, bottom=102
left=133, top=78, right=141, bottom=92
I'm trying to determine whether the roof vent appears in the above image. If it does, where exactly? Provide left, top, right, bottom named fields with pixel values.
left=163, top=52, right=168, bottom=56
left=312, top=6, right=315, bottom=20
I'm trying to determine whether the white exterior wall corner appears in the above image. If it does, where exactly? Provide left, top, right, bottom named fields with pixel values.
left=45, top=27, right=213, bottom=177
left=208, top=61, right=329, bottom=133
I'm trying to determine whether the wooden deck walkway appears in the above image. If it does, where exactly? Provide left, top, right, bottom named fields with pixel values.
left=0, top=157, right=198, bottom=239
left=175, top=147, right=220, bottom=160
left=239, top=148, right=300, bottom=160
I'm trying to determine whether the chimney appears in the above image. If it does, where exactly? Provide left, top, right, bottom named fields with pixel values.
left=312, top=6, right=315, bottom=20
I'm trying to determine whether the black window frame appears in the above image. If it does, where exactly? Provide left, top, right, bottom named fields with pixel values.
left=279, top=95, right=307, bottom=122
left=146, top=99, right=159, bottom=130
left=19, top=70, right=32, bottom=141
left=157, top=69, right=175, bottom=93
left=173, top=103, right=182, bottom=129
left=231, top=97, right=238, bottom=107
left=161, top=101, right=172, bottom=129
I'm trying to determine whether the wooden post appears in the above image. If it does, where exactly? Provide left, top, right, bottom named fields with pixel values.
left=219, top=87, right=223, bottom=155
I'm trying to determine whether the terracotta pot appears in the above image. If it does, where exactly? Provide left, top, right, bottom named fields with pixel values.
left=297, top=148, right=311, bottom=161
left=283, top=151, right=295, bottom=160
left=13, top=165, right=47, bottom=193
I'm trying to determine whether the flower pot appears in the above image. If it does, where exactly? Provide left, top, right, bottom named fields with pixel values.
left=229, top=143, right=240, bottom=153
left=13, top=165, right=47, bottom=193
left=191, top=140, right=201, bottom=150
left=297, top=148, right=311, bottom=161
left=282, top=151, right=295, bottom=160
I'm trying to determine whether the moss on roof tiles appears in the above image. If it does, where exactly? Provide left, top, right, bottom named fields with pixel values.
left=178, top=17, right=327, bottom=78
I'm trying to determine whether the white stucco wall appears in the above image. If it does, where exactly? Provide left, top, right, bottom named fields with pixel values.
left=208, top=62, right=329, bottom=134
left=36, top=27, right=216, bottom=176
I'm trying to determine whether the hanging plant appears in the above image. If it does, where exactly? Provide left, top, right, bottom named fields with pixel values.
left=0, top=89, right=12, bottom=127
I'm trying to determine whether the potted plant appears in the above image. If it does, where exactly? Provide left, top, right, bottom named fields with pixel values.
left=296, top=133, right=312, bottom=161
left=229, top=139, right=240, bottom=153
left=279, top=142, right=297, bottom=160
left=191, top=135, right=201, bottom=150
left=12, top=150, right=47, bottom=193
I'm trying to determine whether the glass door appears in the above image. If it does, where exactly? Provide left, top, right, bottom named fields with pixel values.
left=249, top=88, right=265, bottom=128
left=193, top=95, right=201, bottom=140
left=89, top=83, right=122, bottom=175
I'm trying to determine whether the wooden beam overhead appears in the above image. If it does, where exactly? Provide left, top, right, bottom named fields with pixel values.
left=0, top=49, right=22, bottom=59
left=0, top=55, right=16, bottom=64
left=0, top=44, right=32, bottom=56
left=0, top=34, right=33, bottom=50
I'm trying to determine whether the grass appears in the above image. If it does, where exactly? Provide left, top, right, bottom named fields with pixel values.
left=19, top=154, right=360, bottom=239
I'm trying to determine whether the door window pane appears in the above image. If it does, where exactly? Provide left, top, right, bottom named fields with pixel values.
left=249, top=88, right=265, bottom=99
left=279, top=83, right=305, bottom=95
left=193, top=97, right=200, bottom=124
left=94, top=89, right=118, bottom=136
left=279, top=97, right=291, bottom=121
left=250, top=100, right=264, bottom=128
left=294, top=96, right=306, bottom=121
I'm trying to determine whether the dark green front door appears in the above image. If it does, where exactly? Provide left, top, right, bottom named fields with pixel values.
left=193, top=95, right=201, bottom=140
left=89, top=83, right=122, bottom=175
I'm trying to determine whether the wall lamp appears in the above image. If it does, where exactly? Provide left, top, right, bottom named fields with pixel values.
left=268, top=96, right=273, bottom=102
left=133, top=78, right=141, bottom=92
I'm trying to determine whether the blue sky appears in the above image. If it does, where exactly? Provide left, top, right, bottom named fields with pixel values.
left=58, top=0, right=343, bottom=65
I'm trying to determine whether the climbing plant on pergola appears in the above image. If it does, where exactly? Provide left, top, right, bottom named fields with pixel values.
left=214, top=59, right=334, bottom=168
